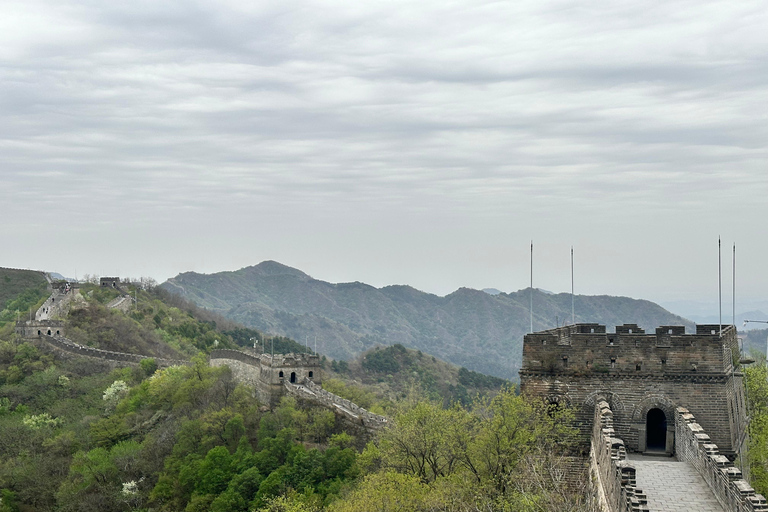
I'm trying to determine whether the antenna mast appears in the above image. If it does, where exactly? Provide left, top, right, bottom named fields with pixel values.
left=530, top=241, right=533, bottom=333
left=733, top=243, right=736, bottom=327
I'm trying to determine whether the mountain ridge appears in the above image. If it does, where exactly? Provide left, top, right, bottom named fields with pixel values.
left=162, top=261, right=693, bottom=380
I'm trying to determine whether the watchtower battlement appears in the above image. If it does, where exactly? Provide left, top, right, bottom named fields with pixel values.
left=520, top=323, right=747, bottom=459
left=522, top=323, right=739, bottom=375
left=16, top=320, right=65, bottom=338
left=258, top=353, right=321, bottom=386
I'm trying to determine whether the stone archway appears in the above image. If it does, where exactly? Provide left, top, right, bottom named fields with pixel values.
left=646, top=408, right=667, bottom=450
left=290, top=372, right=296, bottom=383
left=631, top=394, right=676, bottom=454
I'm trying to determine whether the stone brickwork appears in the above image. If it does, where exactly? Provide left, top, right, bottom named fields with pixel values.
left=590, top=399, right=648, bottom=511
left=520, top=323, right=747, bottom=457
left=675, top=407, right=768, bottom=511
left=209, top=349, right=321, bottom=408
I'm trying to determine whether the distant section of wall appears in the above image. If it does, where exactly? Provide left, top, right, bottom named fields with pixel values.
left=675, top=407, right=768, bottom=512
left=26, top=329, right=190, bottom=368
left=210, top=348, right=388, bottom=432
left=590, top=399, right=649, bottom=512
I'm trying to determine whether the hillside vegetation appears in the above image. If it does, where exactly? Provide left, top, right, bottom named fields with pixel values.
left=0, top=267, right=49, bottom=327
left=323, top=344, right=508, bottom=410
left=0, top=275, right=590, bottom=512
left=162, top=260, right=693, bottom=379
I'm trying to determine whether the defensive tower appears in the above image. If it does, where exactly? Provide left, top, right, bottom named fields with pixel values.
left=520, top=323, right=747, bottom=458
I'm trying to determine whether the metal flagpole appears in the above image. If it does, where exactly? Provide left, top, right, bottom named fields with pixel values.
left=719, top=237, right=722, bottom=337
left=530, top=241, right=533, bottom=333
left=571, top=246, right=575, bottom=325
left=733, top=243, right=736, bottom=327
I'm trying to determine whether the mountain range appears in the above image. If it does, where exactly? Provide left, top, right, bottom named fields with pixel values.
left=162, top=261, right=693, bottom=380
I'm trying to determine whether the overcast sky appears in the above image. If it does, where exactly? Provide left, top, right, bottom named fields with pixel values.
left=2, top=0, right=767, bottom=313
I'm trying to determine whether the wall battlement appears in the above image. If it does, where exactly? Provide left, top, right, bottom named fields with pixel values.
left=522, top=324, right=738, bottom=375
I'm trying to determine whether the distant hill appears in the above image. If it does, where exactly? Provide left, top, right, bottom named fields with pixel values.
left=162, top=261, right=693, bottom=380
left=0, top=267, right=49, bottom=326
left=325, top=343, right=509, bottom=409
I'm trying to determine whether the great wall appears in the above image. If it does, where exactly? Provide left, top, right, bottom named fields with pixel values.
left=13, top=278, right=768, bottom=510
left=15, top=280, right=387, bottom=433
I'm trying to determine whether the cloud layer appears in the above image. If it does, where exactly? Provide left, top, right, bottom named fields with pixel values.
left=2, top=0, right=767, bottom=306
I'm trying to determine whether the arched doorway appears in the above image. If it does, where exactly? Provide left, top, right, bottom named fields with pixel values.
left=290, top=372, right=296, bottom=383
left=646, top=408, right=667, bottom=450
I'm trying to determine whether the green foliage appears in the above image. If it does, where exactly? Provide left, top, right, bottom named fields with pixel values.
left=0, top=489, right=19, bottom=512
left=140, top=357, right=158, bottom=376
left=0, top=268, right=48, bottom=327
left=340, top=388, right=587, bottom=511
left=362, top=345, right=405, bottom=374
left=746, top=361, right=768, bottom=496
left=458, top=366, right=506, bottom=388
left=330, top=360, right=349, bottom=374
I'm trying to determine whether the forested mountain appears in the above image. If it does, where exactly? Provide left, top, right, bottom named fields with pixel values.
left=162, top=261, right=693, bottom=380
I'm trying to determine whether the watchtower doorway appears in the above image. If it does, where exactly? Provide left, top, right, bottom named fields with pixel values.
left=290, top=372, right=296, bottom=383
left=646, top=408, right=667, bottom=450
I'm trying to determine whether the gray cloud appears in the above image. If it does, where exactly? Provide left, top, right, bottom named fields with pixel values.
left=1, top=0, right=767, bottom=310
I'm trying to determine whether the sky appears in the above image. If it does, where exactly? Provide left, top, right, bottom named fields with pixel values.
left=2, top=0, right=767, bottom=316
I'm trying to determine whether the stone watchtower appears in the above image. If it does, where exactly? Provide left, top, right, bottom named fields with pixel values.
left=519, top=323, right=748, bottom=458
left=209, top=350, right=321, bottom=408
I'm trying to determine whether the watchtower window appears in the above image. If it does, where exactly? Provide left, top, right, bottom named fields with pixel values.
left=562, top=356, right=568, bottom=368
left=308, top=371, right=313, bottom=378
left=628, top=328, right=633, bottom=334
left=636, top=363, right=641, bottom=371
left=609, top=339, right=614, bottom=346
left=278, top=371, right=284, bottom=378
left=590, top=328, right=595, bottom=334
left=290, top=372, right=296, bottom=383
left=661, top=358, right=666, bottom=367
left=610, top=357, right=616, bottom=369
left=669, top=329, right=674, bottom=334
left=542, top=339, right=547, bottom=345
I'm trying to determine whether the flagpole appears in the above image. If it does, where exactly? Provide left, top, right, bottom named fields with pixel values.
left=530, top=241, right=533, bottom=333
left=571, top=246, right=575, bottom=325
left=719, top=237, right=722, bottom=337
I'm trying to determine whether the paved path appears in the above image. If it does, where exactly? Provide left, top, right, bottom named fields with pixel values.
left=627, top=454, right=725, bottom=511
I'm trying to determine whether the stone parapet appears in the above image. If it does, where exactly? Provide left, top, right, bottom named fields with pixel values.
left=292, top=379, right=388, bottom=430
left=675, top=407, right=768, bottom=512
left=40, top=334, right=189, bottom=368
left=210, top=349, right=262, bottom=366
left=591, top=399, right=648, bottom=512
